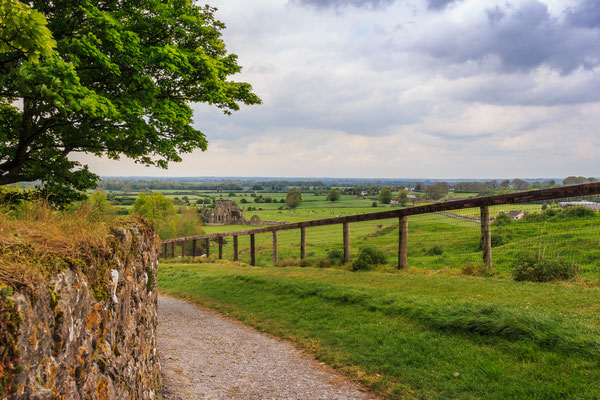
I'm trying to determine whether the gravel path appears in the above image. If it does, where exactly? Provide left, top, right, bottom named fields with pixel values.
left=158, top=295, right=376, bottom=400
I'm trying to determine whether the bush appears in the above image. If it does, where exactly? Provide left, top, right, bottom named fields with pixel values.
left=299, top=259, right=312, bottom=268
left=351, top=259, right=370, bottom=271
left=561, top=206, right=596, bottom=219
left=327, top=248, right=344, bottom=260
left=512, top=254, right=579, bottom=282
left=524, top=212, right=545, bottom=222
left=425, top=245, right=443, bottom=255
left=372, top=201, right=377, bottom=207
left=493, top=212, right=513, bottom=226
left=318, top=259, right=332, bottom=268
left=478, top=233, right=506, bottom=250
left=351, top=246, right=386, bottom=271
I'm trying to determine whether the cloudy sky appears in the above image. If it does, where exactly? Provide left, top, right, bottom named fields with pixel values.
left=81, top=0, right=600, bottom=179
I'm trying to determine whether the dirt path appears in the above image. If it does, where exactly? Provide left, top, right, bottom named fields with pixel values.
left=158, top=296, right=376, bottom=400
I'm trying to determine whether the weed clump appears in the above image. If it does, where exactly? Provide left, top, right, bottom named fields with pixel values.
left=351, top=247, right=386, bottom=271
left=326, top=249, right=344, bottom=263
left=425, top=245, right=443, bottom=256
left=460, top=263, right=491, bottom=277
left=512, top=254, right=579, bottom=282
left=299, top=259, right=312, bottom=268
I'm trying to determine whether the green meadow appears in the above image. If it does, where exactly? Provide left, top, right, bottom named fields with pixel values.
left=180, top=203, right=600, bottom=279
left=158, top=263, right=600, bottom=399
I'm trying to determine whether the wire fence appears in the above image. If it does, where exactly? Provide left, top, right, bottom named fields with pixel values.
left=161, top=184, right=600, bottom=278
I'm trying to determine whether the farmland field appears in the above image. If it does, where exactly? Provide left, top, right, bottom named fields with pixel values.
left=158, top=263, right=600, bottom=399
left=171, top=203, right=600, bottom=278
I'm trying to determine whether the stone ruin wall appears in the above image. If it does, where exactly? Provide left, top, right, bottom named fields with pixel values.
left=3, top=222, right=161, bottom=400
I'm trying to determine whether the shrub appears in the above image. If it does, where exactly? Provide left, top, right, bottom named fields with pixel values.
left=478, top=233, right=506, bottom=250
left=372, top=201, right=377, bottom=207
left=317, top=259, right=332, bottom=268
left=351, top=259, right=370, bottom=271
left=512, top=254, right=579, bottom=282
left=299, top=259, right=312, bottom=268
left=524, top=212, right=545, bottom=222
left=425, top=245, right=443, bottom=255
left=561, top=206, right=596, bottom=219
left=542, top=208, right=557, bottom=217
left=493, top=212, right=513, bottom=226
left=351, top=247, right=386, bottom=271
left=326, top=249, right=344, bottom=262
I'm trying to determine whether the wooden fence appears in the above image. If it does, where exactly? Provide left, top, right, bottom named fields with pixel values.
left=160, top=182, right=600, bottom=269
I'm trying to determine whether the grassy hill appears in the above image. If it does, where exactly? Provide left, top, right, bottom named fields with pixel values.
left=158, top=263, right=600, bottom=399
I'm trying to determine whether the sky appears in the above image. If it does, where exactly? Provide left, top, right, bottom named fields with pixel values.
left=78, top=0, right=600, bottom=179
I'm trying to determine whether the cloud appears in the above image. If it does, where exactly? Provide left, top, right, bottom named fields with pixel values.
left=82, top=0, right=600, bottom=179
left=415, top=0, right=600, bottom=74
left=290, top=0, right=394, bottom=10
left=426, top=0, right=463, bottom=11
left=565, top=0, right=600, bottom=29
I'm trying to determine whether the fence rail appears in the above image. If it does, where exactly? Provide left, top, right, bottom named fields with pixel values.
left=160, top=182, right=600, bottom=269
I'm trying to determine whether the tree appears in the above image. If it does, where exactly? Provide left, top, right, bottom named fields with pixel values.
left=132, top=192, right=178, bottom=239
left=82, top=190, right=115, bottom=221
left=378, top=188, right=393, bottom=204
left=511, top=178, right=529, bottom=191
left=326, top=188, right=341, bottom=202
left=285, top=190, right=302, bottom=209
left=132, top=191, right=202, bottom=239
left=397, top=189, right=409, bottom=206
left=424, top=184, right=446, bottom=200
left=0, top=1, right=260, bottom=202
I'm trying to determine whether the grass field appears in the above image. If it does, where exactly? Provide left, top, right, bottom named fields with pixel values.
left=182, top=204, right=600, bottom=279
left=158, top=263, right=600, bottom=399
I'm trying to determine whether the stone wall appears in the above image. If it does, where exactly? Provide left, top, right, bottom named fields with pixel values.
left=4, top=222, right=161, bottom=399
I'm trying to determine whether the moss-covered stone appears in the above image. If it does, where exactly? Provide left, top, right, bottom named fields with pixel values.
left=3, top=221, right=161, bottom=399
left=0, top=284, right=22, bottom=397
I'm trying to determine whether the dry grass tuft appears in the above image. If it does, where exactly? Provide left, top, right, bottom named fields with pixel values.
left=0, top=201, right=139, bottom=294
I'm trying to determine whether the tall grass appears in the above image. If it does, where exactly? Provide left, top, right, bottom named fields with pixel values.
left=0, top=200, right=145, bottom=294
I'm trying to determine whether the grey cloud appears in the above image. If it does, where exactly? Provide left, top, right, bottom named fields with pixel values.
left=426, top=0, right=463, bottom=11
left=565, top=0, right=600, bottom=29
left=290, top=0, right=394, bottom=10
left=415, top=0, right=600, bottom=74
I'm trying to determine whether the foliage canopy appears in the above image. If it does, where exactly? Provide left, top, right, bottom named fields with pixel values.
left=326, top=188, right=340, bottom=202
left=378, top=188, right=392, bottom=204
left=0, top=0, right=260, bottom=202
left=285, top=190, right=302, bottom=209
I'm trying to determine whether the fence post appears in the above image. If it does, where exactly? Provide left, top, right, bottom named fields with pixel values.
left=218, top=237, right=223, bottom=260
left=170, top=242, right=175, bottom=258
left=481, top=206, right=492, bottom=270
left=250, top=234, right=256, bottom=266
left=273, top=231, right=278, bottom=264
left=205, top=238, right=210, bottom=257
left=233, top=235, right=238, bottom=261
left=191, top=239, right=197, bottom=257
left=343, top=222, right=350, bottom=263
left=398, top=216, right=408, bottom=269
left=300, top=227, right=307, bottom=260
left=163, top=243, right=168, bottom=259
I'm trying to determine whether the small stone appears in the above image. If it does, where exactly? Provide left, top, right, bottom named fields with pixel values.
left=453, top=372, right=460, bottom=377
